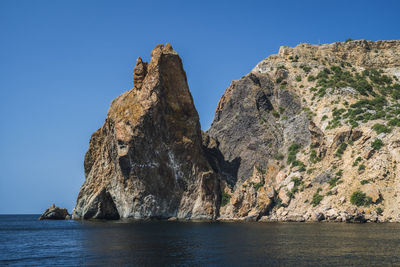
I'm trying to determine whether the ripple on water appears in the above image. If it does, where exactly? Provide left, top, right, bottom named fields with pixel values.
left=1, top=215, right=400, bottom=266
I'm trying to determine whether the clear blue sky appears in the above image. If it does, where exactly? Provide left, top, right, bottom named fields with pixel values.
left=1, top=0, right=399, bottom=214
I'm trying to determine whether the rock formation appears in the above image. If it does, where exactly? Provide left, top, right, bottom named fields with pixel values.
left=39, top=204, right=70, bottom=220
left=74, top=40, right=400, bottom=222
left=73, top=43, right=219, bottom=220
left=205, top=40, right=400, bottom=222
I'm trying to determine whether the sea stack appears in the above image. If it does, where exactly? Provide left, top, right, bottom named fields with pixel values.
left=72, top=43, right=220, bottom=220
left=39, top=204, right=70, bottom=220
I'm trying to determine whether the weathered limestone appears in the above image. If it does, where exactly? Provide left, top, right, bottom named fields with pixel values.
left=73, top=43, right=219, bottom=220
left=39, top=204, right=70, bottom=220
left=206, top=40, right=400, bottom=222
left=72, top=40, right=400, bottom=223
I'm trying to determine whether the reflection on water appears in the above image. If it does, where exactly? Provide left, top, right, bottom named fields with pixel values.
left=1, top=215, right=400, bottom=266
left=81, top=220, right=400, bottom=265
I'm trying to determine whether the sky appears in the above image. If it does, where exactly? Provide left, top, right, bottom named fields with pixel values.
left=0, top=0, right=399, bottom=214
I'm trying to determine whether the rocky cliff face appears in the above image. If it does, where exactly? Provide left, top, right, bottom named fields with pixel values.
left=206, top=40, right=400, bottom=222
left=74, top=40, right=400, bottom=222
left=73, top=44, right=219, bottom=220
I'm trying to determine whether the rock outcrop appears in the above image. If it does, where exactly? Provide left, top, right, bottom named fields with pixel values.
left=73, top=43, right=219, bottom=220
left=39, top=204, right=70, bottom=220
left=74, top=40, right=400, bottom=222
left=205, top=39, right=400, bottom=222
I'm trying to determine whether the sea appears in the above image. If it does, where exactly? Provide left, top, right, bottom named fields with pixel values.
left=1, top=215, right=400, bottom=266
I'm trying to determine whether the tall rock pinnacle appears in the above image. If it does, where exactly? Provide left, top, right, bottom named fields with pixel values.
left=73, top=43, right=220, bottom=220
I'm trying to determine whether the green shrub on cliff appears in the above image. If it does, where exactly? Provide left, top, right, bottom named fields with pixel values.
left=372, top=123, right=391, bottom=134
left=328, top=170, right=342, bottom=188
left=311, top=189, right=324, bottom=207
left=350, top=190, right=372, bottom=207
left=353, top=156, right=363, bottom=166
left=275, top=197, right=283, bottom=209
left=253, top=182, right=264, bottom=191
left=274, top=153, right=284, bottom=160
left=376, top=207, right=383, bottom=215
left=335, top=142, right=348, bottom=158
left=287, top=143, right=301, bottom=166
left=309, top=149, right=321, bottom=163
left=221, top=192, right=231, bottom=207
left=388, top=118, right=400, bottom=127
left=300, top=65, right=312, bottom=73
left=358, top=164, right=366, bottom=172
left=371, top=139, right=384, bottom=150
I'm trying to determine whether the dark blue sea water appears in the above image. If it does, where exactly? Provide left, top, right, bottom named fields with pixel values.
left=1, top=215, right=400, bottom=266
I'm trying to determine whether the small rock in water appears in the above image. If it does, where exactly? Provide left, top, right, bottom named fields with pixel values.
left=39, top=204, right=70, bottom=220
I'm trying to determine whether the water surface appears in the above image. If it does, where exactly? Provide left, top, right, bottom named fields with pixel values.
left=1, top=215, right=400, bottom=266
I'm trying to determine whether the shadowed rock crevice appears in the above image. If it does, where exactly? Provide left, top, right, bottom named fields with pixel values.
left=83, top=189, right=120, bottom=220
left=205, top=72, right=301, bottom=185
left=205, top=69, right=311, bottom=219
left=202, top=132, right=241, bottom=188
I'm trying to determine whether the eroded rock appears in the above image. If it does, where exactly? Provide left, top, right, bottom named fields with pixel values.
left=39, top=204, right=70, bottom=220
left=73, top=44, right=219, bottom=220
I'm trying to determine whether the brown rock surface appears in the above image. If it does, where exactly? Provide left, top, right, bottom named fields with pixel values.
left=207, top=39, right=400, bottom=222
left=39, top=204, right=70, bottom=220
left=362, top=184, right=381, bottom=203
left=73, top=39, right=400, bottom=222
left=73, top=43, right=219, bottom=220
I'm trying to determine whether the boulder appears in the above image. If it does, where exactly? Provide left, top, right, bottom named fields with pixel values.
left=362, top=184, right=381, bottom=203
left=312, top=170, right=332, bottom=184
left=345, top=208, right=366, bottom=223
left=286, top=214, right=305, bottom=222
left=278, top=189, right=291, bottom=206
left=287, top=181, right=295, bottom=191
left=325, top=208, right=338, bottom=220
left=39, top=204, right=70, bottom=220
left=315, top=212, right=325, bottom=222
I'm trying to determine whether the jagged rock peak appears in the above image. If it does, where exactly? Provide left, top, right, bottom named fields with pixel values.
left=133, top=57, right=147, bottom=90
left=73, top=43, right=219, bottom=220
left=133, top=43, right=178, bottom=90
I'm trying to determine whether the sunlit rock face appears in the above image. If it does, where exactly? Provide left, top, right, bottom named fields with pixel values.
left=73, top=44, right=220, bottom=220
left=206, top=40, right=400, bottom=222
left=74, top=40, right=400, bottom=223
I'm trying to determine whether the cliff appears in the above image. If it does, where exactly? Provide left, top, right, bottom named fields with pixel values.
left=74, top=40, right=400, bottom=222
left=206, top=40, right=400, bottom=222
